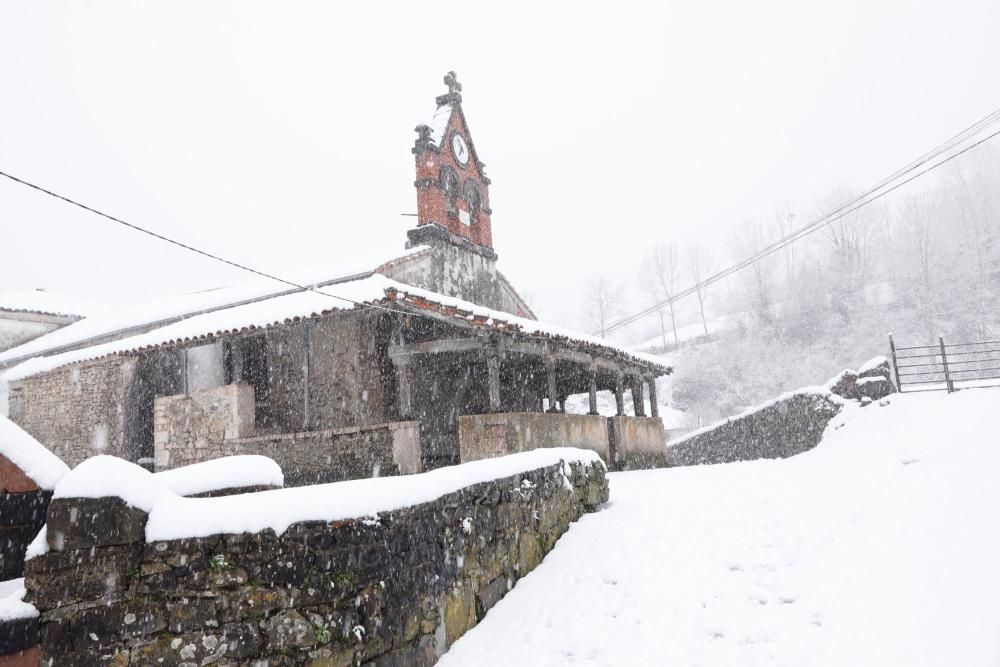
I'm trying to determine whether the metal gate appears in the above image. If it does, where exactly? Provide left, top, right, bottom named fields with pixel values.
left=889, top=335, right=1000, bottom=393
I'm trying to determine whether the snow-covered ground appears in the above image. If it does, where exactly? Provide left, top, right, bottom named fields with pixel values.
left=440, top=388, right=1000, bottom=666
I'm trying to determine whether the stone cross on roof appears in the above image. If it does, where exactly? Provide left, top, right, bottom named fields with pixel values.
left=436, top=71, right=463, bottom=106
left=444, top=71, right=462, bottom=95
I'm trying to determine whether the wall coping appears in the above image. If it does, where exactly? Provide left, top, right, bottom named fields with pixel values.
left=45, top=449, right=604, bottom=544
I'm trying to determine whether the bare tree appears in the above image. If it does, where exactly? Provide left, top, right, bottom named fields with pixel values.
left=729, top=218, right=774, bottom=324
left=639, top=243, right=680, bottom=346
left=686, top=242, right=715, bottom=336
left=772, top=201, right=797, bottom=285
left=583, top=274, right=626, bottom=338
left=816, top=185, right=879, bottom=283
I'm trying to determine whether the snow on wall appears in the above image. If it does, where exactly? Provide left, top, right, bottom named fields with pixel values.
left=27, top=447, right=609, bottom=665
left=152, top=455, right=283, bottom=496
left=50, top=449, right=603, bottom=541
left=0, top=415, right=69, bottom=490
left=0, top=578, right=36, bottom=622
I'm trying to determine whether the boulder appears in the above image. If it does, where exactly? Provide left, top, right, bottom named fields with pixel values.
left=858, top=356, right=892, bottom=381
left=856, top=376, right=895, bottom=400
left=826, top=369, right=859, bottom=400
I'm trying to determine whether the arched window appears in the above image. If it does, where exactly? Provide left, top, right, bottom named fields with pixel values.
left=440, top=166, right=459, bottom=214
left=463, top=180, right=482, bottom=216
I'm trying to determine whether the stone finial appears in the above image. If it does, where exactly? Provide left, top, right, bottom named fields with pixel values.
left=413, top=124, right=434, bottom=154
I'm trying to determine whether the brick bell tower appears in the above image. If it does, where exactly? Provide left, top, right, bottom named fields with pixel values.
left=408, top=72, right=495, bottom=258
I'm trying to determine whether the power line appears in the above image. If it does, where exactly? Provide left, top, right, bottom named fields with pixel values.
left=0, top=169, right=421, bottom=320
left=604, top=107, right=1000, bottom=335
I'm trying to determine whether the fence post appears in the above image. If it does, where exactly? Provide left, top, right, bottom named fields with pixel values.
left=939, top=336, right=954, bottom=393
left=888, top=334, right=902, bottom=391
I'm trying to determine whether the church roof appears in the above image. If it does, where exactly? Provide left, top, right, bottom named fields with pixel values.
left=1, top=273, right=670, bottom=383
left=0, top=247, right=431, bottom=368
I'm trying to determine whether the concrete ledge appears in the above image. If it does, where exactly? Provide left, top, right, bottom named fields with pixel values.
left=459, top=412, right=611, bottom=463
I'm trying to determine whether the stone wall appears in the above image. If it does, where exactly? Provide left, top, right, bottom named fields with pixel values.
left=24, top=457, right=608, bottom=665
left=388, top=227, right=534, bottom=318
left=221, top=423, right=416, bottom=486
left=457, top=412, right=671, bottom=471
left=609, top=416, right=669, bottom=469
left=0, top=616, right=38, bottom=667
left=458, top=412, right=611, bottom=463
left=303, top=314, right=394, bottom=431
left=7, top=356, right=137, bottom=466
left=156, top=400, right=419, bottom=486
left=0, top=454, right=50, bottom=580
left=0, top=317, right=60, bottom=355
left=667, top=389, right=843, bottom=467
left=153, top=384, right=255, bottom=470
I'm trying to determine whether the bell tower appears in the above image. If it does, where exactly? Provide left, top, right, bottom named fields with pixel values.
left=409, top=72, right=495, bottom=257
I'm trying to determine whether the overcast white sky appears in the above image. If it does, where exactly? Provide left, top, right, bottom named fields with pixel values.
left=2, top=1, right=998, bottom=340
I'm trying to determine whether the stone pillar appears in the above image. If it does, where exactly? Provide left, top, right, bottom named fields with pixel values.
left=632, top=377, right=646, bottom=417
left=647, top=377, right=659, bottom=418
left=396, top=361, right=414, bottom=420
left=614, top=374, right=625, bottom=416
left=303, top=322, right=312, bottom=430
left=588, top=372, right=599, bottom=415
left=546, top=361, right=559, bottom=413
left=487, top=353, right=501, bottom=413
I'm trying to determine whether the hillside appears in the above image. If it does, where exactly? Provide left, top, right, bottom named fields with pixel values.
left=439, top=388, right=1000, bottom=666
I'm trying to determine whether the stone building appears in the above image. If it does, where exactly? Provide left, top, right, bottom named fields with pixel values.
left=0, top=290, right=101, bottom=353
left=0, top=74, right=671, bottom=484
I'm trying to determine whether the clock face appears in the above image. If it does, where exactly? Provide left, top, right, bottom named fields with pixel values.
left=451, top=133, right=470, bottom=166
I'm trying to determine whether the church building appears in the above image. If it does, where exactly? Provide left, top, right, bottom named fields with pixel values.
left=0, top=73, right=671, bottom=485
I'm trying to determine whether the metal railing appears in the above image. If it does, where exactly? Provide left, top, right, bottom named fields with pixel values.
left=889, top=335, right=1000, bottom=393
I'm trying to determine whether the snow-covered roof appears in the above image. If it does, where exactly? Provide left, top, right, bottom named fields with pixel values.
left=0, top=289, right=105, bottom=319
left=0, top=273, right=670, bottom=382
left=425, top=104, right=453, bottom=147
left=0, top=247, right=430, bottom=367
left=0, top=415, right=71, bottom=490
left=51, top=449, right=602, bottom=540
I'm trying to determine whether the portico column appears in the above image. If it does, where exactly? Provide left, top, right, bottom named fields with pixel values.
left=588, top=371, right=599, bottom=415
left=614, top=374, right=625, bottom=416
left=632, top=376, right=646, bottom=416
left=546, top=360, right=559, bottom=413
left=647, top=376, right=659, bottom=418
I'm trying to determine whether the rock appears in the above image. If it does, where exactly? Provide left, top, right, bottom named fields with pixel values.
left=826, top=369, right=859, bottom=400
left=263, top=609, right=316, bottom=649
left=857, top=376, right=895, bottom=400
left=46, top=497, right=147, bottom=550
left=858, top=356, right=892, bottom=381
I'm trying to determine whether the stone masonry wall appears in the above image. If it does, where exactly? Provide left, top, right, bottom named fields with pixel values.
left=154, top=380, right=417, bottom=485
left=0, top=454, right=50, bottom=580
left=25, top=459, right=608, bottom=666
left=667, top=389, right=843, bottom=467
left=153, top=384, right=255, bottom=471
left=219, top=425, right=405, bottom=486
left=7, top=356, right=136, bottom=467
left=458, top=413, right=611, bottom=463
